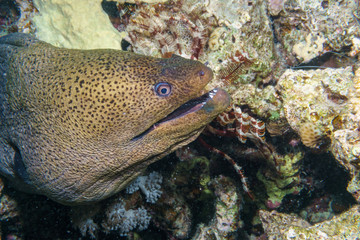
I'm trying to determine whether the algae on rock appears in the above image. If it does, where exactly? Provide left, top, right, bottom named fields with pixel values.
left=257, top=151, right=304, bottom=208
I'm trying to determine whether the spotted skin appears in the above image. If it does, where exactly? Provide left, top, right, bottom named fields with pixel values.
left=0, top=33, right=230, bottom=205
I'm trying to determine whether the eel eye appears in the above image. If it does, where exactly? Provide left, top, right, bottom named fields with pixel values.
left=199, top=70, right=205, bottom=77
left=155, top=82, right=172, bottom=97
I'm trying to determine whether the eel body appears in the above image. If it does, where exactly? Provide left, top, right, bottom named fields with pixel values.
left=0, top=33, right=230, bottom=205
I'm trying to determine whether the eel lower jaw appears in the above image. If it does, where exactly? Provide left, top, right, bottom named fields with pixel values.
left=131, top=88, right=224, bottom=141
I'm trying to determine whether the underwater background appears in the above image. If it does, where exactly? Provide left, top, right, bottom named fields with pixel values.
left=1, top=0, right=360, bottom=239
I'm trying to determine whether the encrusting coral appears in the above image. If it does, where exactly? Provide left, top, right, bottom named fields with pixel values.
left=259, top=205, right=360, bottom=239
left=17, top=0, right=126, bottom=49
left=257, top=150, right=304, bottom=209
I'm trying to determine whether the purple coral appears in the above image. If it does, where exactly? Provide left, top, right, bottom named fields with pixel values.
left=126, top=171, right=163, bottom=203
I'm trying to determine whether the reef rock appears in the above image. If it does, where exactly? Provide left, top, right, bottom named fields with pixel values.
left=259, top=205, right=360, bottom=239
left=272, top=0, right=360, bottom=64
left=193, top=175, right=243, bottom=240
left=277, top=66, right=360, bottom=202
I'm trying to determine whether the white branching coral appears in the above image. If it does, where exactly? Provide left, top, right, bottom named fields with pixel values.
left=102, top=200, right=151, bottom=236
left=72, top=172, right=161, bottom=237
left=70, top=204, right=101, bottom=239
left=78, top=218, right=98, bottom=239
left=126, top=171, right=163, bottom=203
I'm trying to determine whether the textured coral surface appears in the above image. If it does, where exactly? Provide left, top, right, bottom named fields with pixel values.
left=260, top=205, right=360, bottom=240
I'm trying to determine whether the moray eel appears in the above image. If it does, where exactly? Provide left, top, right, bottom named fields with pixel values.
left=0, top=33, right=230, bottom=205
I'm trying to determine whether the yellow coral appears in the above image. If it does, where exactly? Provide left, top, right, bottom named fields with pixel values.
left=299, top=122, right=323, bottom=148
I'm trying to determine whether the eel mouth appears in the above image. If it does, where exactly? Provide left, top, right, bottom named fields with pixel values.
left=132, top=88, right=221, bottom=141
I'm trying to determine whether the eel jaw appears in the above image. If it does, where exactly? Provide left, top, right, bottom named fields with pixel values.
left=131, top=88, right=229, bottom=141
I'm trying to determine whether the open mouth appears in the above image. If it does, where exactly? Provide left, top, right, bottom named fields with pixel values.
left=131, top=89, right=219, bottom=141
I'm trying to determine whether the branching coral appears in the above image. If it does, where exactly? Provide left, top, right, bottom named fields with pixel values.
left=78, top=219, right=98, bottom=239
left=102, top=200, right=151, bottom=236
left=126, top=171, right=163, bottom=204
left=70, top=172, right=163, bottom=238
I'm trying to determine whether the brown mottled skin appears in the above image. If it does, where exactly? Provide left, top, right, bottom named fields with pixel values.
left=0, top=33, right=230, bottom=205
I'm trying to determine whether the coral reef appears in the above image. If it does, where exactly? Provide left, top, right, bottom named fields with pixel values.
left=277, top=67, right=354, bottom=136
left=70, top=169, right=190, bottom=239
left=2, top=0, right=360, bottom=239
left=0, top=194, right=18, bottom=222
left=272, top=0, right=360, bottom=64
left=231, top=84, right=282, bottom=120
left=267, top=0, right=285, bottom=16
left=70, top=205, right=101, bottom=239
left=0, top=179, right=18, bottom=222
left=260, top=205, right=360, bottom=239
left=193, top=175, right=243, bottom=240
left=149, top=185, right=192, bottom=239
left=113, top=0, right=277, bottom=98
left=205, top=0, right=276, bottom=92
left=299, top=195, right=334, bottom=224
left=116, top=0, right=168, bottom=3
left=0, top=180, right=75, bottom=239
left=278, top=67, right=360, bottom=202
